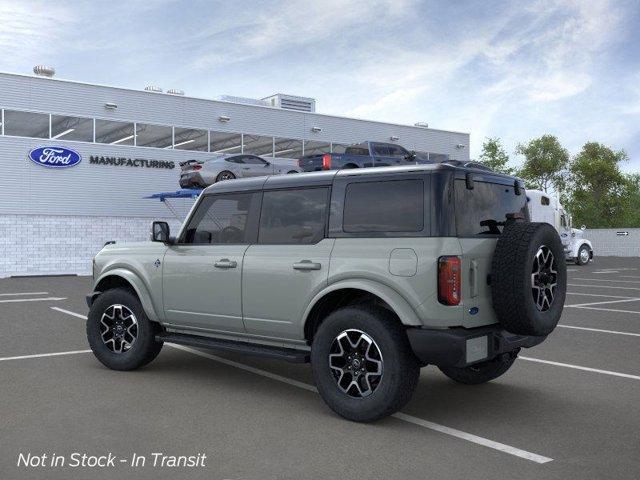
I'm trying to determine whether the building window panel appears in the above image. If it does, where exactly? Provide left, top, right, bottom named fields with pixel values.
left=51, top=115, right=93, bottom=142
left=95, top=119, right=135, bottom=145
left=174, top=127, right=208, bottom=151
left=243, top=134, right=274, bottom=156
left=303, top=140, right=331, bottom=156
left=210, top=131, right=242, bottom=154
left=135, top=123, right=173, bottom=149
left=4, top=110, right=49, bottom=138
left=273, top=137, right=303, bottom=158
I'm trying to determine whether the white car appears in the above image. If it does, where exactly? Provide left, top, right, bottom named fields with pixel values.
left=179, top=154, right=300, bottom=188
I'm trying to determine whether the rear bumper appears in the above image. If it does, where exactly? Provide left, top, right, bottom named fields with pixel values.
left=406, top=325, right=546, bottom=368
left=179, top=172, right=206, bottom=188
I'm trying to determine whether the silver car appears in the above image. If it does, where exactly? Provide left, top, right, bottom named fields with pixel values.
left=179, top=154, right=300, bottom=188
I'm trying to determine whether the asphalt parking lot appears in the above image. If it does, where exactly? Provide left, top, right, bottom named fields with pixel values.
left=1, top=257, right=640, bottom=480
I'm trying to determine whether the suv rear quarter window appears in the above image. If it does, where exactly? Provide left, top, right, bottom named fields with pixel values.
left=329, top=176, right=430, bottom=237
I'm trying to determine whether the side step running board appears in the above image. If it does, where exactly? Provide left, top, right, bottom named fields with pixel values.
left=156, top=332, right=310, bottom=364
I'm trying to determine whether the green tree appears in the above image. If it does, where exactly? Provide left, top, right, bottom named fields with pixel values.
left=516, top=135, right=569, bottom=193
left=566, top=142, right=629, bottom=228
left=478, top=137, right=514, bottom=174
left=621, top=174, right=640, bottom=228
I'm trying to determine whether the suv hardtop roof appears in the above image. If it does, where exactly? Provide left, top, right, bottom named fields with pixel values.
left=202, top=163, right=521, bottom=195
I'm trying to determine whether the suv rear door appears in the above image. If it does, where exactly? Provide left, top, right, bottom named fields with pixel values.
left=242, top=186, right=334, bottom=340
left=454, top=176, right=528, bottom=326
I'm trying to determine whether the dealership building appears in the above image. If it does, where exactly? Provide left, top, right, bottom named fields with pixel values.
left=0, top=69, right=470, bottom=277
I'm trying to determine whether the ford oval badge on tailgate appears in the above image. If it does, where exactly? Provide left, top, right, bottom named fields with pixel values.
left=28, top=146, right=82, bottom=168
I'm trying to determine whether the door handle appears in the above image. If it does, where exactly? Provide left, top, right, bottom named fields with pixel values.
left=242, top=167, right=250, bottom=170
left=214, top=259, right=237, bottom=269
left=293, top=260, right=321, bottom=271
left=469, top=260, right=478, bottom=298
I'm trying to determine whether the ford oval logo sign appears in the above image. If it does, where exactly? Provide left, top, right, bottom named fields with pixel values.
left=28, top=146, right=82, bottom=168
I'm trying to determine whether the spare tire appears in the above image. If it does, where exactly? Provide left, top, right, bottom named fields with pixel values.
left=491, top=222, right=566, bottom=336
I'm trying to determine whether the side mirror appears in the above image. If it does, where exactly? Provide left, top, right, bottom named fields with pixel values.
left=151, top=221, right=170, bottom=243
left=264, top=161, right=271, bottom=167
left=404, top=151, right=416, bottom=161
left=581, top=225, right=586, bottom=231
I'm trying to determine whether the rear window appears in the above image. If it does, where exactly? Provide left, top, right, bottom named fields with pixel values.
left=455, top=180, right=528, bottom=235
left=343, top=179, right=424, bottom=233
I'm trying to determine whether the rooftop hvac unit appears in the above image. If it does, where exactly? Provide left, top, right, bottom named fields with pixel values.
left=218, top=95, right=270, bottom=107
left=167, top=89, right=185, bottom=96
left=33, top=65, right=55, bottom=77
left=262, top=94, right=316, bottom=113
left=144, top=85, right=163, bottom=93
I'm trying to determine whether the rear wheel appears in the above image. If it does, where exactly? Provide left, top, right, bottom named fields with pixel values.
left=311, top=306, right=419, bottom=422
left=216, top=171, right=235, bottom=182
left=87, top=288, right=163, bottom=371
left=576, top=245, right=591, bottom=265
left=439, top=352, right=517, bottom=385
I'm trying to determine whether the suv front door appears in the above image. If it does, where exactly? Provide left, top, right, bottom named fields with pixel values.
left=162, top=192, right=260, bottom=333
left=242, top=187, right=334, bottom=340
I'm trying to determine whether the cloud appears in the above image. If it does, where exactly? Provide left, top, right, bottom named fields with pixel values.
left=0, top=0, right=75, bottom=64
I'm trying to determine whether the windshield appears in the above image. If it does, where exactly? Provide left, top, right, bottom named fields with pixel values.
left=454, top=180, right=528, bottom=235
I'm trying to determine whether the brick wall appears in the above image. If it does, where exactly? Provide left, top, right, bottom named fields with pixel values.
left=0, top=214, right=183, bottom=277
left=585, top=228, right=640, bottom=257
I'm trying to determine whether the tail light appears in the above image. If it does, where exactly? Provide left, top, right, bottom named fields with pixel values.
left=322, top=154, right=332, bottom=170
left=193, top=164, right=202, bottom=171
left=438, top=256, right=461, bottom=305
left=297, top=158, right=303, bottom=167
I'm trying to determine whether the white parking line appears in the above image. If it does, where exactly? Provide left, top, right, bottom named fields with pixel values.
left=572, top=278, right=640, bottom=284
left=619, top=275, right=640, bottom=279
left=568, top=284, right=640, bottom=291
left=520, top=356, right=640, bottom=381
left=170, top=344, right=553, bottom=464
left=0, top=297, right=66, bottom=304
left=593, top=271, right=619, bottom=274
left=50, top=306, right=88, bottom=319
left=0, top=291, right=49, bottom=296
left=557, top=325, right=640, bottom=337
left=0, top=349, right=91, bottom=362
left=566, top=298, right=640, bottom=308
left=566, top=292, right=638, bottom=299
left=568, top=306, right=640, bottom=315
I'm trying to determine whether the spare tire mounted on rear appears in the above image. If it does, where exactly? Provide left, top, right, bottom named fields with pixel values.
left=491, top=221, right=567, bottom=336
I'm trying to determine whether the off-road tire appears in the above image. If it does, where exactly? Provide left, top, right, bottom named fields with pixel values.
left=576, top=245, right=590, bottom=266
left=87, top=288, right=163, bottom=371
left=491, top=222, right=567, bottom=336
left=311, top=306, right=420, bottom=422
left=439, top=352, right=517, bottom=385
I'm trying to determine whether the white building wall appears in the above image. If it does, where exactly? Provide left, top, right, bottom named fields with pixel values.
left=0, top=214, right=184, bottom=277
left=585, top=228, right=640, bottom=257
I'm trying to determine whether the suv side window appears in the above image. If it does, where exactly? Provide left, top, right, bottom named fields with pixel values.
left=343, top=179, right=424, bottom=232
left=182, top=193, right=259, bottom=244
left=259, top=188, right=329, bottom=244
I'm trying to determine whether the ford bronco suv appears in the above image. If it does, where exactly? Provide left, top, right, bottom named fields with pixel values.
left=87, top=164, right=567, bottom=422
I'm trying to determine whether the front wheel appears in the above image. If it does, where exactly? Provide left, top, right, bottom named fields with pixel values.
left=87, top=288, right=163, bottom=371
left=311, top=306, right=419, bottom=422
left=576, top=245, right=591, bottom=265
left=439, top=353, right=517, bottom=385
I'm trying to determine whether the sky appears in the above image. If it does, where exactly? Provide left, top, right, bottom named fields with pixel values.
left=1, top=0, right=639, bottom=171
